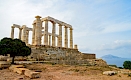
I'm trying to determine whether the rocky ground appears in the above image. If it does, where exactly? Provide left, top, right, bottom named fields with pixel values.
left=0, top=63, right=131, bottom=80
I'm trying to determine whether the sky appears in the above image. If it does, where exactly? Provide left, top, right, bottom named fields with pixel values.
left=0, top=0, right=131, bottom=58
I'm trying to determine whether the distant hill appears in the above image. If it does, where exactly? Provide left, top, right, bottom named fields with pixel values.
left=101, top=54, right=121, bottom=59
left=101, top=54, right=131, bottom=67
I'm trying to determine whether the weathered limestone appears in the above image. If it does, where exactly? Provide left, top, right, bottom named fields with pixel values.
left=64, top=26, right=68, bottom=48
left=48, top=34, right=51, bottom=46
left=32, top=23, right=36, bottom=45
left=21, top=25, right=27, bottom=42
left=19, top=27, right=22, bottom=39
left=44, top=19, right=48, bottom=45
left=57, top=36, right=59, bottom=47
left=34, top=16, right=42, bottom=45
left=25, top=30, right=29, bottom=44
left=11, top=26, right=15, bottom=39
left=24, top=70, right=40, bottom=79
left=103, top=71, right=117, bottom=76
left=74, top=44, right=78, bottom=49
left=52, top=21, right=56, bottom=47
left=58, top=24, right=62, bottom=47
left=0, top=61, right=11, bottom=69
left=70, top=28, right=73, bottom=48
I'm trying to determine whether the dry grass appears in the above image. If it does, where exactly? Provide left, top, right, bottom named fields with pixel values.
left=1, top=63, right=131, bottom=80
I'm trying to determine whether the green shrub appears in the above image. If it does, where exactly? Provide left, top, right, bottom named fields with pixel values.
left=123, top=61, right=131, bottom=69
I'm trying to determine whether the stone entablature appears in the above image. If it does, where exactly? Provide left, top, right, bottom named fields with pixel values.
left=10, top=15, right=76, bottom=49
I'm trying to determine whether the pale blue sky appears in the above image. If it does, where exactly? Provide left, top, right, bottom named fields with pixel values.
left=0, top=0, right=131, bottom=58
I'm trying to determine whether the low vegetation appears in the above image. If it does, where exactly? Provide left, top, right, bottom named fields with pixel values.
left=0, top=37, right=31, bottom=64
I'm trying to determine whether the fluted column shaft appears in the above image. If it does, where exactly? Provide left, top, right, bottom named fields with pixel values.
left=21, top=25, right=26, bottom=42
left=64, top=26, right=68, bottom=48
left=11, top=26, right=15, bottom=39
left=19, top=28, right=22, bottom=40
left=32, top=23, right=36, bottom=45
left=57, top=36, right=59, bottom=47
left=52, top=22, right=56, bottom=47
left=44, top=20, right=48, bottom=45
left=70, top=28, right=73, bottom=48
left=74, top=44, right=78, bottom=49
left=58, top=24, right=62, bottom=47
left=25, top=30, right=29, bottom=44
left=35, top=16, right=42, bottom=45
left=48, top=34, right=51, bottom=46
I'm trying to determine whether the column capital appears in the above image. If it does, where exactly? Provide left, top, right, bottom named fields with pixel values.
left=19, top=27, right=23, bottom=30
left=70, top=27, right=73, bottom=30
left=44, top=19, right=48, bottom=21
left=59, top=24, right=62, bottom=26
left=22, top=25, right=26, bottom=28
left=11, top=26, right=15, bottom=28
left=35, top=15, right=41, bottom=19
left=50, top=21, right=56, bottom=24
left=64, top=26, right=68, bottom=28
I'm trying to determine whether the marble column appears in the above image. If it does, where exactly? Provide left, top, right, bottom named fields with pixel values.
left=52, top=22, right=56, bottom=47
left=19, top=27, right=22, bottom=40
left=32, top=23, right=36, bottom=45
left=21, top=25, right=26, bottom=42
left=44, top=20, right=48, bottom=45
left=35, top=16, right=42, bottom=45
left=58, top=24, right=62, bottom=47
left=64, top=26, right=68, bottom=48
left=74, top=44, right=78, bottom=49
left=57, top=36, right=59, bottom=47
left=48, top=34, right=51, bottom=46
left=70, top=28, right=73, bottom=48
left=11, top=26, right=15, bottom=39
left=25, top=30, right=29, bottom=44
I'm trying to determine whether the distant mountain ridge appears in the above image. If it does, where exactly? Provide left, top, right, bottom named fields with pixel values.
left=101, top=54, right=121, bottom=59
left=101, top=54, right=131, bottom=67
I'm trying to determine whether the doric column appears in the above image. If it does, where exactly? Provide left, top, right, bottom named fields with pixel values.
left=48, top=34, right=51, bottom=46
left=18, top=27, right=22, bottom=40
left=58, top=24, right=62, bottom=47
left=70, top=28, right=73, bottom=48
left=74, top=44, right=78, bottom=49
left=64, top=26, right=68, bottom=48
left=44, top=20, right=48, bottom=45
left=51, top=21, right=56, bottom=47
left=21, top=25, right=26, bottom=42
left=25, top=30, right=29, bottom=44
left=57, top=36, right=59, bottom=47
left=32, top=23, right=36, bottom=45
left=11, top=26, right=15, bottom=39
left=35, top=15, right=42, bottom=45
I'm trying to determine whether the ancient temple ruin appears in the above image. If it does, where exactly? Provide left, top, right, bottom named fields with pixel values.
left=11, top=15, right=77, bottom=49
left=10, top=16, right=107, bottom=66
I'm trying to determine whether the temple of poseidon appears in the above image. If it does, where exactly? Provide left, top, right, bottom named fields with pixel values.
left=10, top=15, right=107, bottom=66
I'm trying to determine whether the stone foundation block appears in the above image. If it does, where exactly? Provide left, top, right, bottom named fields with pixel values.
left=16, top=68, right=29, bottom=75
left=9, top=65, right=25, bottom=71
left=24, top=70, right=40, bottom=79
